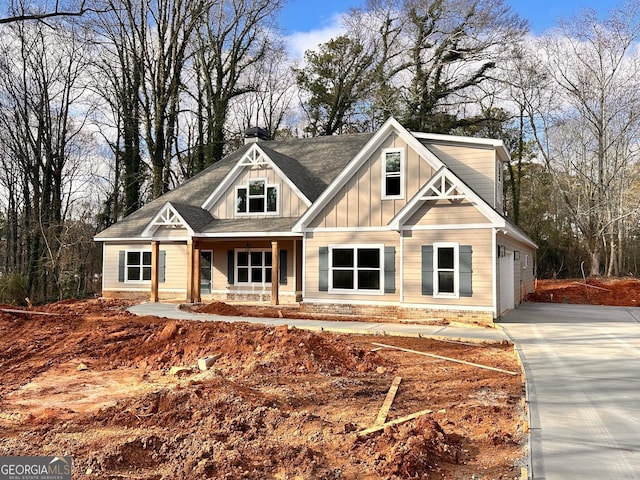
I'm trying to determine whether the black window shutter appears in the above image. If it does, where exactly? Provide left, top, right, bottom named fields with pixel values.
left=227, top=250, right=234, bottom=284
left=318, top=247, right=329, bottom=291
left=421, top=245, right=434, bottom=295
left=279, top=250, right=288, bottom=285
left=459, top=245, right=472, bottom=297
left=118, top=251, right=125, bottom=282
left=159, top=250, right=166, bottom=283
left=384, top=246, right=395, bottom=293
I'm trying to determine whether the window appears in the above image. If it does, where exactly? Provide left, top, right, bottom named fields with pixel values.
left=236, top=249, right=272, bottom=284
left=236, top=179, right=278, bottom=215
left=330, top=246, right=382, bottom=292
left=382, top=148, right=404, bottom=199
left=433, top=243, right=459, bottom=297
left=126, top=251, right=152, bottom=282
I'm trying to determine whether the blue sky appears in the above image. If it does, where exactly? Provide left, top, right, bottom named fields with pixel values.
left=279, top=0, right=622, bottom=56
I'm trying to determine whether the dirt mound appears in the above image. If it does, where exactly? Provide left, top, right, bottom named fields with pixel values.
left=357, top=415, right=461, bottom=478
left=0, top=299, right=526, bottom=478
left=527, top=278, right=640, bottom=306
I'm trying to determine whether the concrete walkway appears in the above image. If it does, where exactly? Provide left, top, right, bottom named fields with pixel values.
left=499, top=303, right=640, bottom=480
left=127, top=302, right=508, bottom=343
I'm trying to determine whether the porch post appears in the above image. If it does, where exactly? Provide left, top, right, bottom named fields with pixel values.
left=271, top=241, right=279, bottom=305
left=194, top=240, right=201, bottom=303
left=151, top=240, right=159, bottom=303
left=187, top=238, right=194, bottom=303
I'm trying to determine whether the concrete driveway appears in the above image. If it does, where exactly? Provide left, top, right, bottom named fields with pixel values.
left=499, top=303, right=640, bottom=480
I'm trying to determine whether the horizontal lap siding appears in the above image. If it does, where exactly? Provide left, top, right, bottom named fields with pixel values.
left=497, top=233, right=536, bottom=305
left=102, top=242, right=187, bottom=292
left=407, top=200, right=489, bottom=226
left=304, top=231, right=400, bottom=301
left=202, top=239, right=296, bottom=293
left=425, top=143, right=496, bottom=208
left=402, top=229, right=494, bottom=307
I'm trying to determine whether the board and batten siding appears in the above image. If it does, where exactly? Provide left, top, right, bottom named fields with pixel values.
left=402, top=229, right=494, bottom=307
left=102, top=242, right=187, bottom=293
left=425, top=142, right=498, bottom=209
left=309, top=133, right=434, bottom=229
left=209, top=165, right=308, bottom=219
left=304, top=231, right=400, bottom=301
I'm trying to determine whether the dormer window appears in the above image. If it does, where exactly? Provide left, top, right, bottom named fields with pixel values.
left=382, top=148, right=405, bottom=199
left=236, top=179, right=278, bottom=215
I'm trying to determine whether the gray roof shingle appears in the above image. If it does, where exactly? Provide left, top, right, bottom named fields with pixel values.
left=95, top=133, right=374, bottom=239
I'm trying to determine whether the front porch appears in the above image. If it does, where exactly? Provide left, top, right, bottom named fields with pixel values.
left=149, top=236, right=303, bottom=305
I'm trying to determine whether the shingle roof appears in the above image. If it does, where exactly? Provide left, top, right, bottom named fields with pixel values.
left=170, top=202, right=214, bottom=232
left=200, top=217, right=299, bottom=234
left=95, top=133, right=374, bottom=239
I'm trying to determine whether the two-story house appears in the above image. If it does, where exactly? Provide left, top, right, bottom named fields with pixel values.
left=94, top=118, right=536, bottom=323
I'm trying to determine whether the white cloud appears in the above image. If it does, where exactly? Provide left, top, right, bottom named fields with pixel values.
left=284, top=13, right=346, bottom=59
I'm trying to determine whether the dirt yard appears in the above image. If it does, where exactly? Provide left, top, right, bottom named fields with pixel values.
left=0, top=299, right=526, bottom=479
left=527, top=277, right=640, bottom=306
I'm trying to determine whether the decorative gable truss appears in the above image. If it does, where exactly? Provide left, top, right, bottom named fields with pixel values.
left=388, top=167, right=498, bottom=231
left=142, top=202, right=195, bottom=238
left=201, top=143, right=312, bottom=213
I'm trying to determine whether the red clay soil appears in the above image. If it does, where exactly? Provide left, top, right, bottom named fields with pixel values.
left=0, top=298, right=526, bottom=479
left=527, top=277, right=640, bottom=306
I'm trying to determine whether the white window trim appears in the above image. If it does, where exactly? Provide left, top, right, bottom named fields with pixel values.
left=328, top=244, right=384, bottom=295
left=235, top=178, right=279, bottom=217
left=433, top=242, right=459, bottom=299
left=524, top=254, right=529, bottom=269
left=125, top=249, right=152, bottom=284
left=234, top=248, right=273, bottom=286
left=381, top=147, right=405, bottom=200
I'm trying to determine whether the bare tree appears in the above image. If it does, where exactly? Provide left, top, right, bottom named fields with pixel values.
left=189, top=0, right=283, bottom=172
left=0, top=19, right=94, bottom=300
left=528, top=4, right=640, bottom=276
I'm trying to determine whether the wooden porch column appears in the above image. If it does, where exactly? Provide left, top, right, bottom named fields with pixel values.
left=186, top=239, right=194, bottom=303
left=271, top=241, right=279, bottom=305
left=194, top=241, right=201, bottom=303
left=151, top=240, right=159, bottom=302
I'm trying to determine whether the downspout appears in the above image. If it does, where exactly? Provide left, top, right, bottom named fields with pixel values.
left=492, top=228, right=498, bottom=320
left=399, top=229, right=404, bottom=304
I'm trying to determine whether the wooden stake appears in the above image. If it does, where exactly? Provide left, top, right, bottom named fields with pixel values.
left=0, top=309, right=60, bottom=316
left=372, top=342, right=518, bottom=376
left=375, top=376, right=402, bottom=426
left=358, top=408, right=433, bottom=436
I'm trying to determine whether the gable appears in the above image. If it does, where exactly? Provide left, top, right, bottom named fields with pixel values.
left=307, top=132, right=436, bottom=228
left=422, top=142, right=499, bottom=209
left=296, top=118, right=445, bottom=231
left=202, top=144, right=313, bottom=220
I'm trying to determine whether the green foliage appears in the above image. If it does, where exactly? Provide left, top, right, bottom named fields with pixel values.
left=0, top=273, right=29, bottom=306
left=296, top=35, right=375, bottom=136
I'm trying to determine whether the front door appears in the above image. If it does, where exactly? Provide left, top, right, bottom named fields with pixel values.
left=200, top=251, right=212, bottom=295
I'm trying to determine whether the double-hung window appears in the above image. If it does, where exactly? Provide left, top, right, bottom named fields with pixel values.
left=236, top=249, right=272, bottom=284
left=330, top=246, right=382, bottom=293
left=382, top=148, right=405, bottom=199
left=126, top=251, right=152, bottom=282
left=236, top=179, right=278, bottom=215
left=434, top=242, right=458, bottom=297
